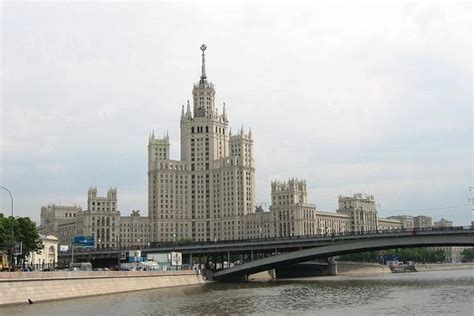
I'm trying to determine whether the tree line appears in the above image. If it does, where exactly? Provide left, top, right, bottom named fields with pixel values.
left=340, top=248, right=447, bottom=263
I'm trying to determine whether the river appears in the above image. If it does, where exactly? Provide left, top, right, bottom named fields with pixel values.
left=2, top=269, right=473, bottom=315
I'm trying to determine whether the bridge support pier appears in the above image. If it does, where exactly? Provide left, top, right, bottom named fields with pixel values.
left=328, top=257, right=338, bottom=276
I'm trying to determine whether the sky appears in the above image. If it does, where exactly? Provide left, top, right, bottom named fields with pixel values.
left=0, top=1, right=472, bottom=225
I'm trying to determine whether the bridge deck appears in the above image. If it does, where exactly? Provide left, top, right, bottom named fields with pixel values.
left=212, top=228, right=474, bottom=280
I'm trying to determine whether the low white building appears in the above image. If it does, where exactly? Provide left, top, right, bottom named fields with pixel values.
left=28, top=234, right=59, bottom=269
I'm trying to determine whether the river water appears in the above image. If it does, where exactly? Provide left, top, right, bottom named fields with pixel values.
left=2, top=269, right=473, bottom=315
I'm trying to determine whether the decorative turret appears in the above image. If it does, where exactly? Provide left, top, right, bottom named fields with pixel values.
left=186, top=100, right=192, bottom=119
left=148, top=131, right=170, bottom=170
left=180, top=105, right=185, bottom=122
left=270, top=178, right=308, bottom=206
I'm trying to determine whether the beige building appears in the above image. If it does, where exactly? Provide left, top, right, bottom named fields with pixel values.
left=337, top=193, right=378, bottom=233
left=387, top=215, right=414, bottom=229
left=41, top=187, right=150, bottom=250
left=434, top=218, right=453, bottom=228
left=39, top=204, right=82, bottom=237
left=148, top=45, right=255, bottom=242
left=28, top=234, right=59, bottom=269
left=378, top=218, right=403, bottom=231
left=119, top=210, right=151, bottom=249
left=74, top=187, right=121, bottom=249
left=244, top=179, right=403, bottom=240
left=245, top=206, right=273, bottom=239
left=414, top=215, right=433, bottom=229
left=57, top=218, right=77, bottom=246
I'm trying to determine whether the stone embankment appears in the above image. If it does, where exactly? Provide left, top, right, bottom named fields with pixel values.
left=415, top=262, right=474, bottom=272
left=337, top=261, right=391, bottom=275
left=0, top=270, right=204, bottom=306
left=337, top=262, right=474, bottom=275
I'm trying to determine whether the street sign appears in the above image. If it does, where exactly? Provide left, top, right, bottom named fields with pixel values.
left=12, top=242, right=22, bottom=256
left=73, top=236, right=94, bottom=248
left=170, top=251, right=182, bottom=266
left=59, top=245, right=69, bottom=253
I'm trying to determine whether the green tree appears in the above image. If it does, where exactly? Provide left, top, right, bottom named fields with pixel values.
left=339, top=251, right=379, bottom=262
left=177, top=238, right=193, bottom=246
left=339, top=248, right=447, bottom=263
left=0, top=215, right=43, bottom=264
left=0, top=213, right=13, bottom=252
left=383, top=248, right=445, bottom=263
left=461, top=248, right=474, bottom=261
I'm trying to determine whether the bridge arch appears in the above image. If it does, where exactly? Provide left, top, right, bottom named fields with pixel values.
left=212, top=231, right=474, bottom=281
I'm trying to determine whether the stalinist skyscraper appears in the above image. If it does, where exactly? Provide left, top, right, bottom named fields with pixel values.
left=148, top=45, right=255, bottom=242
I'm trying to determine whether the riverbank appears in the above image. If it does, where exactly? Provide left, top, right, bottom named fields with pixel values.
left=415, top=262, right=474, bottom=272
left=249, top=261, right=474, bottom=281
left=337, top=261, right=474, bottom=275
left=0, top=270, right=204, bottom=307
left=337, top=261, right=391, bottom=275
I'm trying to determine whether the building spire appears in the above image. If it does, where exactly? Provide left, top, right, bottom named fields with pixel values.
left=200, top=44, right=207, bottom=81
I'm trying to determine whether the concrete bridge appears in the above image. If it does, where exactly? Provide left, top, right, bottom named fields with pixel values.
left=212, top=227, right=474, bottom=281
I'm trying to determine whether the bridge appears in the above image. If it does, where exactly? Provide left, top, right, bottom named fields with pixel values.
left=59, top=227, right=474, bottom=271
left=212, top=227, right=474, bottom=281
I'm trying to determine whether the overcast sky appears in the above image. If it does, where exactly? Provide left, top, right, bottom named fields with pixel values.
left=1, top=1, right=472, bottom=225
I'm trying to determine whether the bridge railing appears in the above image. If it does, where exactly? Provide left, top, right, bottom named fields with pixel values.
left=61, top=226, right=473, bottom=255
left=148, top=226, right=473, bottom=248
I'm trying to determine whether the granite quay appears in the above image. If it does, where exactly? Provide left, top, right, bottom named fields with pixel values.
left=0, top=270, right=204, bottom=307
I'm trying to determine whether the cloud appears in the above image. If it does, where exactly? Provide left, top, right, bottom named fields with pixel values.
left=1, top=2, right=471, bottom=225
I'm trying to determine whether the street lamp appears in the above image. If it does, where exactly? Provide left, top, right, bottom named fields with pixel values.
left=0, top=186, right=14, bottom=271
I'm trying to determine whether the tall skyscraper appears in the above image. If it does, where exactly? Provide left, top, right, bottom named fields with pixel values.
left=148, top=45, right=255, bottom=242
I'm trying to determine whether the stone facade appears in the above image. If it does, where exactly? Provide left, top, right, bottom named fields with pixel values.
left=40, top=187, right=150, bottom=250
left=245, top=179, right=398, bottom=239
left=377, top=218, right=403, bottom=231
left=337, top=193, right=379, bottom=233
left=39, top=204, right=82, bottom=237
left=414, top=215, right=433, bottom=229
left=387, top=215, right=414, bottom=229
left=148, top=45, right=255, bottom=242
left=119, top=210, right=151, bottom=249
left=74, top=187, right=121, bottom=249
left=27, top=234, right=59, bottom=269
left=434, top=218, right=453, bottom=228
left=57, top=218, right=77, bottom=246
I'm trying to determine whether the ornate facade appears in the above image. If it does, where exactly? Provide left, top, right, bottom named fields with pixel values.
left=148, top=45, right=255, bottom=242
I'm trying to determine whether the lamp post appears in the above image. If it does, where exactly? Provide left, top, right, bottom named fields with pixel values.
left=117, top=237, right=121, bottom=270
left=0, top=186, right=14, bottom=271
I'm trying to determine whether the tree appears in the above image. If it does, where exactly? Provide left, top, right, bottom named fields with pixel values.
left=0, top=215, right=43, bottom=264
left=461, top=248, right=474, bottom=261
left=177, top=238, right=193, bottom=246
left=339, top=248, right=447, bottom=263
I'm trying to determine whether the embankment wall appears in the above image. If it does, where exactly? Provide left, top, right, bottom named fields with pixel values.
left=0, top=270, right=203, bottom=306
left=337, top=261, right=391, bottom=275
left=415, top=262, right=474, bottom=272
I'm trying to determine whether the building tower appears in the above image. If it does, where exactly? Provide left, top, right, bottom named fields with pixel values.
left=148, top=45, right=255, bottom=242
left=337, top=193, right=378, bottom=233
